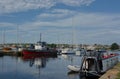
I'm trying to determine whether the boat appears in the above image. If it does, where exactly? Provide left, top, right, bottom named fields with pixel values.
left=75, top=48, right=86, bottom=56
left=61, top=48, right=75, bottom=54
left=67, top=65, right=80, bottom=72
left=0, top=52, right=4, bottom=57
left=67, top=50, right=119, bottom=77
left=79, top=50, right=119, bottom=77
left=22, top=34, right=57, bottom=57
left=22, top=42, right=57, bottom=57
left=22, top=50, right=57, bottom=60
left=0, top=46, right=4, bottom=56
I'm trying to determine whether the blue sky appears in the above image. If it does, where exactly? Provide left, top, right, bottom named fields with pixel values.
left=0, top=0, right=120, bottom=45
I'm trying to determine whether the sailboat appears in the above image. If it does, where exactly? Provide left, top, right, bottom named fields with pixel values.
left=2, top=29, right=12, bottom=52
left=61, top=16, right=77, bottom=54
left=61, top=47, right=75, bottom=54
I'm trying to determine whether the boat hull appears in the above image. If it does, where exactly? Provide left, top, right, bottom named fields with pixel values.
left=22, top=49, right=57, bottom=57
left=0, top=52, right=4, bottom=57
left=67, top=65, right=80, bottom=72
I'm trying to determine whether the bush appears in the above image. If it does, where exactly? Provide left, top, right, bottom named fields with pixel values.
left=110, top=43, right=119, bottom=50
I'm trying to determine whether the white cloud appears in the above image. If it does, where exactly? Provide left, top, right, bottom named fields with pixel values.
left=0, top=0, right=55, bottom=14
left=1, top=9, right=120, bottom=33
left=37, top=9, right=77, bottom=21
left=19, top=11, right=120, bottom=44
left=20, top=11, right=120, bottom=31
left=60, top=0, right=95, bottom=6
left=73, top=13, right=120, bottom=27
left=0, top=9, right=120, bottom=44
left=0, top=0, right=95, bottom=14
left=0, top=22, right=16, bottom=28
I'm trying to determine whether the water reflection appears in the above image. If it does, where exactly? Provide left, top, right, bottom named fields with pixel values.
left=25, top=57, right=48, bottom=79
left=29, top=58, right=47, bottom=68
left=0, top=53, right=109, bottom=79
left=67, top=71, right=79, bottom=79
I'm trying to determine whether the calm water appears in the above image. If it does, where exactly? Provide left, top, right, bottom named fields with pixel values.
left=0, top=51, right=120, bottom=79
left=0, top=54, right=82, bottom=79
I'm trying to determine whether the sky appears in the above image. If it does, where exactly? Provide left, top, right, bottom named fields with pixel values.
left=0, top=0, right=120, bottom=45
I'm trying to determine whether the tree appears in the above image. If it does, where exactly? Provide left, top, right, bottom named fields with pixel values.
left=47, top=43, right=56, bottom=48
left=110, top=43, right=119, bottom=50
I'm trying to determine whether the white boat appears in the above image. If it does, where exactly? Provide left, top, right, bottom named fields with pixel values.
left=61, top=48, right=75, bottom=54
left=75, top=48, right=86, bottom=56
left=67, top=65, right=80, bottom=72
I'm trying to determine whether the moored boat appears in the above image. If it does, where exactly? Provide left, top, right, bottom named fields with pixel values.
left=0, top=52, right=4, bottom=57
left=61, top=48, right=75, bottom=54
left=67, top=65, right=80, bottom=72
left=22, top=48, right=57, bottom=57
left=67, top=50, right=119, bottom=77
left=22, top=33, right=57, bottom=57
left=79, top=50, right=119, bottom=77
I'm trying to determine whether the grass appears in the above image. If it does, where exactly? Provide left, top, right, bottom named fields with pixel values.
left=115, top=63, right=120, bottom=79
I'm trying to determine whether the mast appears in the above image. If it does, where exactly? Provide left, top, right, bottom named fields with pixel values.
left=72, top=17, right=73, bottom=48
left=72, top=15, right=77, bottom=48
left=17, top=25, right=19, bottom=46
left=72, top=16, right=76, bottom=48
left=40, top=33, right=42, bottom=42
left=3, top=29, right=5, bottom=46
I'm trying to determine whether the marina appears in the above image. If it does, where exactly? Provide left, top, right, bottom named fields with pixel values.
left=0, top=54, right=81, bottom=79
left=0, top=50, right=119, bottom=79
left=0, top=0, right=120, bottom=79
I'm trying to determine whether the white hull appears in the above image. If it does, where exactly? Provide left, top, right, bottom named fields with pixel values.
left=61, top=48, right=75, bottom=54
left=75, top=51, right=81, bottom=55
left=67, top=65, right=80, bottom=72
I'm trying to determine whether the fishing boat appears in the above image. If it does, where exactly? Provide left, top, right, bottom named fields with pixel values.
left=22, top=34, right=57, bottom=57
left=22, top=42, right=57, bottom=57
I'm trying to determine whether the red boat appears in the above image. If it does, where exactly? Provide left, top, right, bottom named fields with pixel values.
left=22, top=34, right=57, bottom=57
left=22, top=53, right=57, bottom=60
left=22, top=49, right=57, bottom=57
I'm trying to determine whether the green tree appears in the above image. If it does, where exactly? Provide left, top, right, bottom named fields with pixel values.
left=47, top=43, right=56, bottom=48
left=110, top=43, right=119, bottom=50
